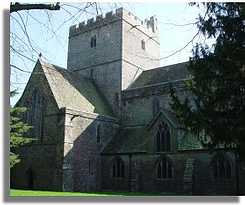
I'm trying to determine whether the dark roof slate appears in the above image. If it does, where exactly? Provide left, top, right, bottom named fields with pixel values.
left=102, top=127, right=151, bottom=154
left=129, top=62, right=190, bottom=89
left=39, top=60, right=113, bottom=116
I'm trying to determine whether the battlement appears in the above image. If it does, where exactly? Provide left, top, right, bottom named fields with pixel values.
left=69, top=7, right=158, bottom=37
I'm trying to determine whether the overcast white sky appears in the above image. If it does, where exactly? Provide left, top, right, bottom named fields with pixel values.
left=9, top=2, right=214, bottom=105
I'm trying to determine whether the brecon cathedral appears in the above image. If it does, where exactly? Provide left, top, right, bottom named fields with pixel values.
left=11, top=8, right=245, bottom=195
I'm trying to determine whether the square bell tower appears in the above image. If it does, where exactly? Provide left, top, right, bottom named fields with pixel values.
left=67, top=8, right=160, bottom=115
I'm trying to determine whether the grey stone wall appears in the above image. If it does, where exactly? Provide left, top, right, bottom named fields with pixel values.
left=67, top=10, right=123, bottom=115
left=11, top=63, right=65, bottom=191
left=67, top=8, right=161, bottom=115
left=121, top=10, right=160, bottom=89
left=62, top=108, right=119, bottom=192
left=121, top=82, right=186, bottom=126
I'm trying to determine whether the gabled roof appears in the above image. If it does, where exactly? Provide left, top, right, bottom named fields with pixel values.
left=147, top=109, right=181, bottom=129
left=39, top=59, right=113, bottom=116
left=129, top=62, right=190, bottom=89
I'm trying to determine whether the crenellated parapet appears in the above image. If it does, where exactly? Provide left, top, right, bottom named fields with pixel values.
left=122, top=9, right=158, bottom=37
left=69, top=7, right=158, bottom=38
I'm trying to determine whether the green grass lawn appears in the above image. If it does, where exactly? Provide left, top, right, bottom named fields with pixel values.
left=10, top=189, right=175, bottom=197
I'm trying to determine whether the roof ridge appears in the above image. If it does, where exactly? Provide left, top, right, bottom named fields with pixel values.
left=39, top=60, right=96, bottom=83
left=142, top=61, right=189, bottom=73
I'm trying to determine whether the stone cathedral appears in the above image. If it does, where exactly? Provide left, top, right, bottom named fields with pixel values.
left=11, top=8, right=245, bottom=195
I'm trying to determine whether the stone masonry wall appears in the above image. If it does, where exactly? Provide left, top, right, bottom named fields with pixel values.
left=121, top=81, right=187, bottom=126
left=67, top=9, right=123, bottom=115
left=11, top=63, right=65, bottom=191
left=62, top=108, right=119, bottom=192
left=67, top=8, right=161, bottom=115
left=101, top=151, right=237, bottom=195
left=122, top=10, right=160, bottom=89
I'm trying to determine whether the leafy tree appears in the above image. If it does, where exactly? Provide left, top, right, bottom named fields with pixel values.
left=170, top=3, right=245, bottom=156
left=10, top=90, right=32, bottom=168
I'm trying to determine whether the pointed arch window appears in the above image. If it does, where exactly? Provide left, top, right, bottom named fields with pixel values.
left=156, top=121, right=171, bottom=152
left=156, top=157, right=173, bottom=179
left=153, top=97, right=160, bottom=116
left=112, top=157, right=125, bottom=178
left=212, top=154, right=231, bottom=179
left=31, top=89, right=46, bottom=142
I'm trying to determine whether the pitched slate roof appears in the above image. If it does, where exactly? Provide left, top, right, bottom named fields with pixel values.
left=39, top=60, right=113, bottom=116
left=129, top=62, right=190, bottom=89
left=102, top=127, right=151, bottom=154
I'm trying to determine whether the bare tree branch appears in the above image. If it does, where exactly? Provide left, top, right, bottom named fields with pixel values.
left=10, top=2, right=60, bottom=13
left=10, top=64, right=31, bottom=73
left=10, top=45, right=36, bottom=63
left=158, top=20, right=199, bottom=27
left=159, top=31, right=200, bottom=60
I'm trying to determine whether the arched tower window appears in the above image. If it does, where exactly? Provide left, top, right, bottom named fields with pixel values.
left=90, top=35, right=96, bottom=48
left=153, top=97, right=160, bottom=116
left=96, top=124, right=101, bottom=143
left=212, top=154, right=231, bottom=179
left=156, top=157, right=173, bottom=179
left=156, top=121, right=171, bottom=152
left=112, top=157, right=125, bottom=178
left=141, top=40, right=145, bottom=50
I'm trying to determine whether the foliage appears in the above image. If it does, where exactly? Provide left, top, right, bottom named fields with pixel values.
left=170, top=3, right=245, bottom=155
left=10, top=91, right=32, bottom=168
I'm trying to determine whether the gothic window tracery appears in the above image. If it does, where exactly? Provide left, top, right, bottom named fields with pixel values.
left=156, top=121, right=171, bottom=152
